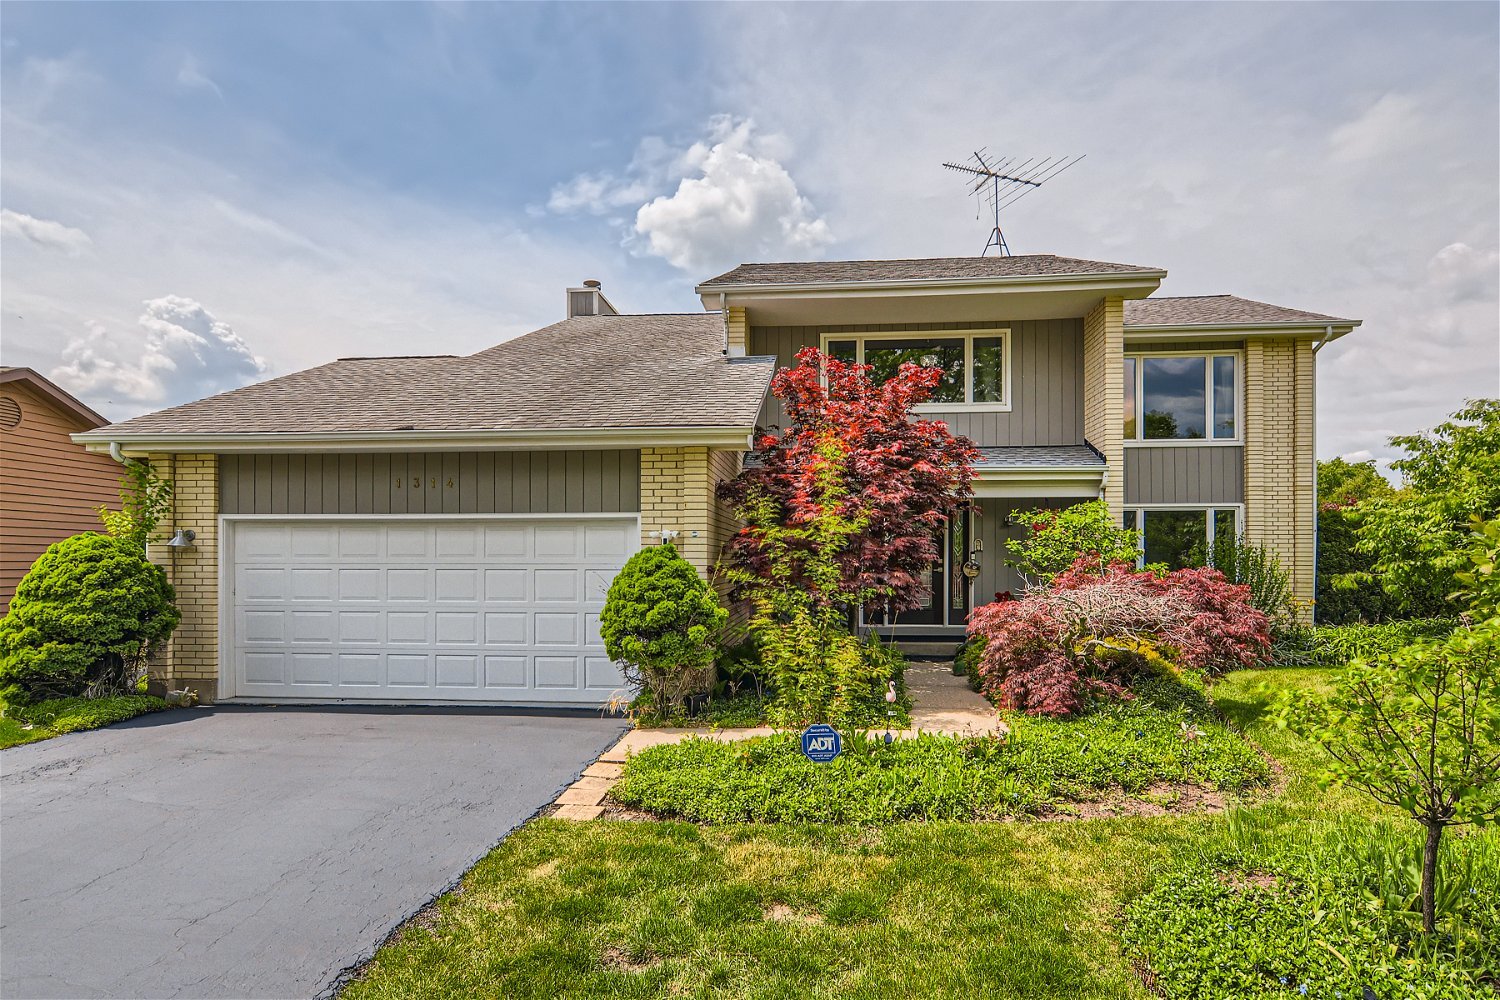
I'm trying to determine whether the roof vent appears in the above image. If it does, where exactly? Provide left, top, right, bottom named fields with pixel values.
left=566, top=279, right=619, bottom=319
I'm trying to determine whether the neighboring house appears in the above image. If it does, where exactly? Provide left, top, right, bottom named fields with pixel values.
left=0, top=367, right=123, bottom=614
left=75, top=260, right=1359, bottom=705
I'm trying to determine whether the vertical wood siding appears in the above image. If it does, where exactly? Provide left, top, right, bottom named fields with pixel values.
left=0, top=383, right=123, bottom=612
left=1124, top=446, right=1245, bottom=504
left=748, top=320, right=1083, bottom=445
left=219, top=450, right=640, bottom=515
left=972, top=497, right=1075, bottom=602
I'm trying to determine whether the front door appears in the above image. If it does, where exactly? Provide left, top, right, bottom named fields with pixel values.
left=868, top=507, right=972, bottom=628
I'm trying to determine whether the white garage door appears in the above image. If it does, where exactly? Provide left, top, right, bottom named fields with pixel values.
left=226, top=517, right=638, bottom=705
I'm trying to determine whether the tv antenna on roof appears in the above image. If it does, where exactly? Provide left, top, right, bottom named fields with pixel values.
left=942, top=149, right=1085, bottom=256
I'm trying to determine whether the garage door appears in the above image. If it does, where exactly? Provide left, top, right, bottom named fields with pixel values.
left=226, top=517, right=638, bottom=705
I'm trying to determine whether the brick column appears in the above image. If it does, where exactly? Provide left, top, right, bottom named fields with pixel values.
left=725, top=306, right=748, bottom=357
left=145, top=453, right=221, bottom=700
left=1083, top=295, right=1126, bottom=522
left=639, top=446, right=719, bottom=577
left=1243, top=338, right=1316, bottom=612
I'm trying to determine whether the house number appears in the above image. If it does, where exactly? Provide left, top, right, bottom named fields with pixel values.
left=393, top=477, right=457, bottom=489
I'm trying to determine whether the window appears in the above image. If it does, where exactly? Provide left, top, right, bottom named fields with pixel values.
left=823, top=330, right=1010, bottom=409
left=1125, top=507, right=1241, bottom=570
left=1124, top=352, right=1239, bottom=441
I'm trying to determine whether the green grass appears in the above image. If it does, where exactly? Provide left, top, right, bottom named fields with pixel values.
left=610, top=677, right=1268, bottom=823
left=342, top=666, right=1499, bottom=999
left=0, top=695, right=170, bottom=749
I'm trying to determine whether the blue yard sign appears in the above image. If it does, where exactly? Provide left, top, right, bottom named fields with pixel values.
left=800, top=723, right=842, bottom=763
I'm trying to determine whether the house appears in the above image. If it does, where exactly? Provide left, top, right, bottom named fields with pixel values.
left=0, top=367, right=125, bottom=614
left=74, top=259, right=1359, bottom=705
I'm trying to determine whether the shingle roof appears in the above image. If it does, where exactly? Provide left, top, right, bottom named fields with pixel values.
left=93, top=314, right=776, bottom=436
left=699, top=255, right=1163, bottom=288
left=1124, top=295, right=1355, bottom=328
left=973, top=445, right=1104, bottom=470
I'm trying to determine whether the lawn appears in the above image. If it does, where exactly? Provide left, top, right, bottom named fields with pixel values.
left=0, top=695, right=170, bottom=749
left=343, top=666, right=1500, bottom=1000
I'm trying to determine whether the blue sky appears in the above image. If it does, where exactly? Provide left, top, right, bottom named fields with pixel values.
left=2, top=1, right=1496, bottom=469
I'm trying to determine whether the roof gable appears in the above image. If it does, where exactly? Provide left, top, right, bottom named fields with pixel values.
left=0, top=367, right=109, bottom=428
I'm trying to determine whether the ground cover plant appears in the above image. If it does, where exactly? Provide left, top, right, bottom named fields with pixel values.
left=0, top=694, right=170, bottom=749
left=609, top=676, right=1268, bottom=824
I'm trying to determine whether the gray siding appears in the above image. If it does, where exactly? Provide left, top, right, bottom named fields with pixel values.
left=219, top=451, right=640, bottom=515
left=1127, top=339, right=1245, bottom=353
left=749, top=320, right=1083, bottom=446
left=1124, top=446, right=1244, bottom=505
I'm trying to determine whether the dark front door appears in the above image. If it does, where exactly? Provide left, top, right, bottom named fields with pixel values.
left=869, top=508, right=972, bottom=628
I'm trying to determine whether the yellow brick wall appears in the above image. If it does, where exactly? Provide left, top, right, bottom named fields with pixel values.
left=1243, top=338, right=1316, bottom=611
left=144, top=453, right=220, bottom=700
left=1083, top=295, right=1125, bottom=522
left=639, top=446, right=715, bottom=574
left=726, top=306, right=748, bottom=357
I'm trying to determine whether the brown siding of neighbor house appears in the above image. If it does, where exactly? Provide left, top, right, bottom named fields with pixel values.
left=748, top=319, right=1084, bottom=445
left=0, top=382, right=122, bottom=613
left=1124, top=446, right=1245, bottom=505
left=218, top=450, right=641, bottom=515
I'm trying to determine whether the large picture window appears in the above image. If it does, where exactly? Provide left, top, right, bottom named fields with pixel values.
left=1124, top=352, right=1239, bottom=441
left=1124, top=506, right=1241, bottom=570
left=824, top=330, right=1010, bottom=409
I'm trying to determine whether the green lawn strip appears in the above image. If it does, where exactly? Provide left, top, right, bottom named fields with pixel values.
left=611, top=676, right=1267, bottom=823
left=0, top=695, right=170, bottom=749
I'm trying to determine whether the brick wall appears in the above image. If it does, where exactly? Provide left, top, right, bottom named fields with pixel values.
left=1243, top=338, right=1316, bottom=611
left=145, top=453, right=220, bottom=700
left=1083, top=296, right=1125, bottom=522
left=725, top=306, right=748, bottom=357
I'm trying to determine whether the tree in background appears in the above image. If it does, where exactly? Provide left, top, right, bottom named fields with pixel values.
left=1340, top=399, right=1500, bottom=617
left=718, top=346, right=977, bottom=614
left=1316, top=457, right=1396, bottom=623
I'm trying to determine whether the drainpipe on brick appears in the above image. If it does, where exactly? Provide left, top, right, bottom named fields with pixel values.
left=1309, top=324, right=1335, bottom=624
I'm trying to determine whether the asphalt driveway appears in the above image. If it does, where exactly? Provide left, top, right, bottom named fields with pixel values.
left=0, top=706, right=627, bottom=1000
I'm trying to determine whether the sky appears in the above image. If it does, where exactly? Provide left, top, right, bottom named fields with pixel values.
left=1, top=1, right=1496, bottom=472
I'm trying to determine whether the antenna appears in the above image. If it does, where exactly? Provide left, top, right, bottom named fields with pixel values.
left=942, top=149, right=1084, bottom=256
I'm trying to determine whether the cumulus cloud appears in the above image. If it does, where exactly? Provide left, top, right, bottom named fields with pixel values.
left=0, top=208, right=92, bottom=255
left=548, top=116, right=833, bottom=272
left=51, top=295, right=268, bottom=409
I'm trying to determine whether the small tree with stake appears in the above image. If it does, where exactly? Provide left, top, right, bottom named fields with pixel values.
left=1279, top=518, right=1500, bottom=934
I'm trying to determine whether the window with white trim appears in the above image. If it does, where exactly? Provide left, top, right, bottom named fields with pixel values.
left=1124, top=352, right=1239, bottom=441
left=1124, top=506, right=1241, bottom=570
left=825, top=330, right=1010, bottom=409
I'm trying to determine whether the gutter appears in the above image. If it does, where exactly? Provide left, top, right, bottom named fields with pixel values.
left=75, top=425, right=760, bottom=455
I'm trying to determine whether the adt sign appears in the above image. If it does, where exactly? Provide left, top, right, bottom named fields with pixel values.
left=800, top=724, right=842, bottom=763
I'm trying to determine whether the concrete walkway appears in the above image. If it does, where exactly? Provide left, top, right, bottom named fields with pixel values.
left=552, top=661, right=1000, bottom=819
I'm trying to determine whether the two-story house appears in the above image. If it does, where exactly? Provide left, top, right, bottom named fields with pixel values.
left=76, top=255, right=1359, bottom=705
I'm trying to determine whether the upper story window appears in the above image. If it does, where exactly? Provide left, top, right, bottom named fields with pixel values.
left=824, top=329, right=1010, bottom=410
left=1123, top=352, right=1239, bottom=442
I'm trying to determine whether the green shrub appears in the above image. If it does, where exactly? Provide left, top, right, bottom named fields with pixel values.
left=599, top=542, right=726, bottom=718
left=1004, top=499, right=1140, bottom=586
left=0, top=533, right=180, bottom=705
left=1310, top=618, right=1458, bottom=667
left=1124, top=818, right=1500, bottom=998
left=6, top=694, right=170, bottom=734
left=953, top=635, right=986, bottom=692
left=612, top=676, right=1267, bottom=823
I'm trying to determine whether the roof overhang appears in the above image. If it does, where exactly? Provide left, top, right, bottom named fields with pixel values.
left=1124, top=319, right=1361, bottom=343
left=698, top=271, right=1167, bottom=326
left=1, top=367, right=109, bottom=428
left=971, top=465, right=1104, bottom=499
left=73, top=425, right=756, bottom=456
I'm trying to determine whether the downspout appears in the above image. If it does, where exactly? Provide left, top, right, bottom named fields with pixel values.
left=1309, top=324, right=1334, bottom=623
left=720, top=292, right=729, bottom=355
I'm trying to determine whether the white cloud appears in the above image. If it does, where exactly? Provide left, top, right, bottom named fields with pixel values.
left=51, top=295, right=268, bottom=408
left=1327, top=93, right=1423, bottom=164
left=548, top=116, right=833, bottom=272
left=0, top=208, right=92, bottom=255
left=176, top=56, right=225, bottom=101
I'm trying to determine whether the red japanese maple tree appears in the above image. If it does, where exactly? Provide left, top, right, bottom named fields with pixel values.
left=717, top=347, right=978, bottom=612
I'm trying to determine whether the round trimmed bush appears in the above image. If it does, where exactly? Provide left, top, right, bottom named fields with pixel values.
left=600, top=542, right=726, bottom=714
left=0, top=533, right=180, bottom=705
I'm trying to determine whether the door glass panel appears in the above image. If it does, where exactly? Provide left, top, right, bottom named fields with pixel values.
left=973, top=337, right=1005, bottom=403
left=1142, top=356, right=1207, bottom=439
left=1212, top=356, right=1237, bottom=439
left=863, top=338, right=965, bottom=403
left=1142, top=510, right=1208, bottom=569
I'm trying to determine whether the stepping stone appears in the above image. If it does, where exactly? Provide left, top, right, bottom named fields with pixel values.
left=583, top=761, right=624, bottom=779
left=554, top=804, right=604, bottom=821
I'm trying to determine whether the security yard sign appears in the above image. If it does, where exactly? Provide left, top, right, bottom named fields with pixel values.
left=800, top=724, right=842, bottom=763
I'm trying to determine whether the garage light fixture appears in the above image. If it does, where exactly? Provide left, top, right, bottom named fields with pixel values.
left=166, top=528, right=197, bottom=548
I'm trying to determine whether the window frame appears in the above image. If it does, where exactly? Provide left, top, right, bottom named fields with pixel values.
left=820, top=328, right=1013, bottom=412
left=1124, top=503, right=1245, bottom=569
left=1123, top=348, right=1243, bottom=446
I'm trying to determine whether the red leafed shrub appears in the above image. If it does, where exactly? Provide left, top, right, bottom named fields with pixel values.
left=967, top=556, right=1272, bottom=716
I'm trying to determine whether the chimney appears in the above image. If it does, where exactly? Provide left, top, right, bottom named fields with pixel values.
left=566, top=279, right=619, bottom=318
